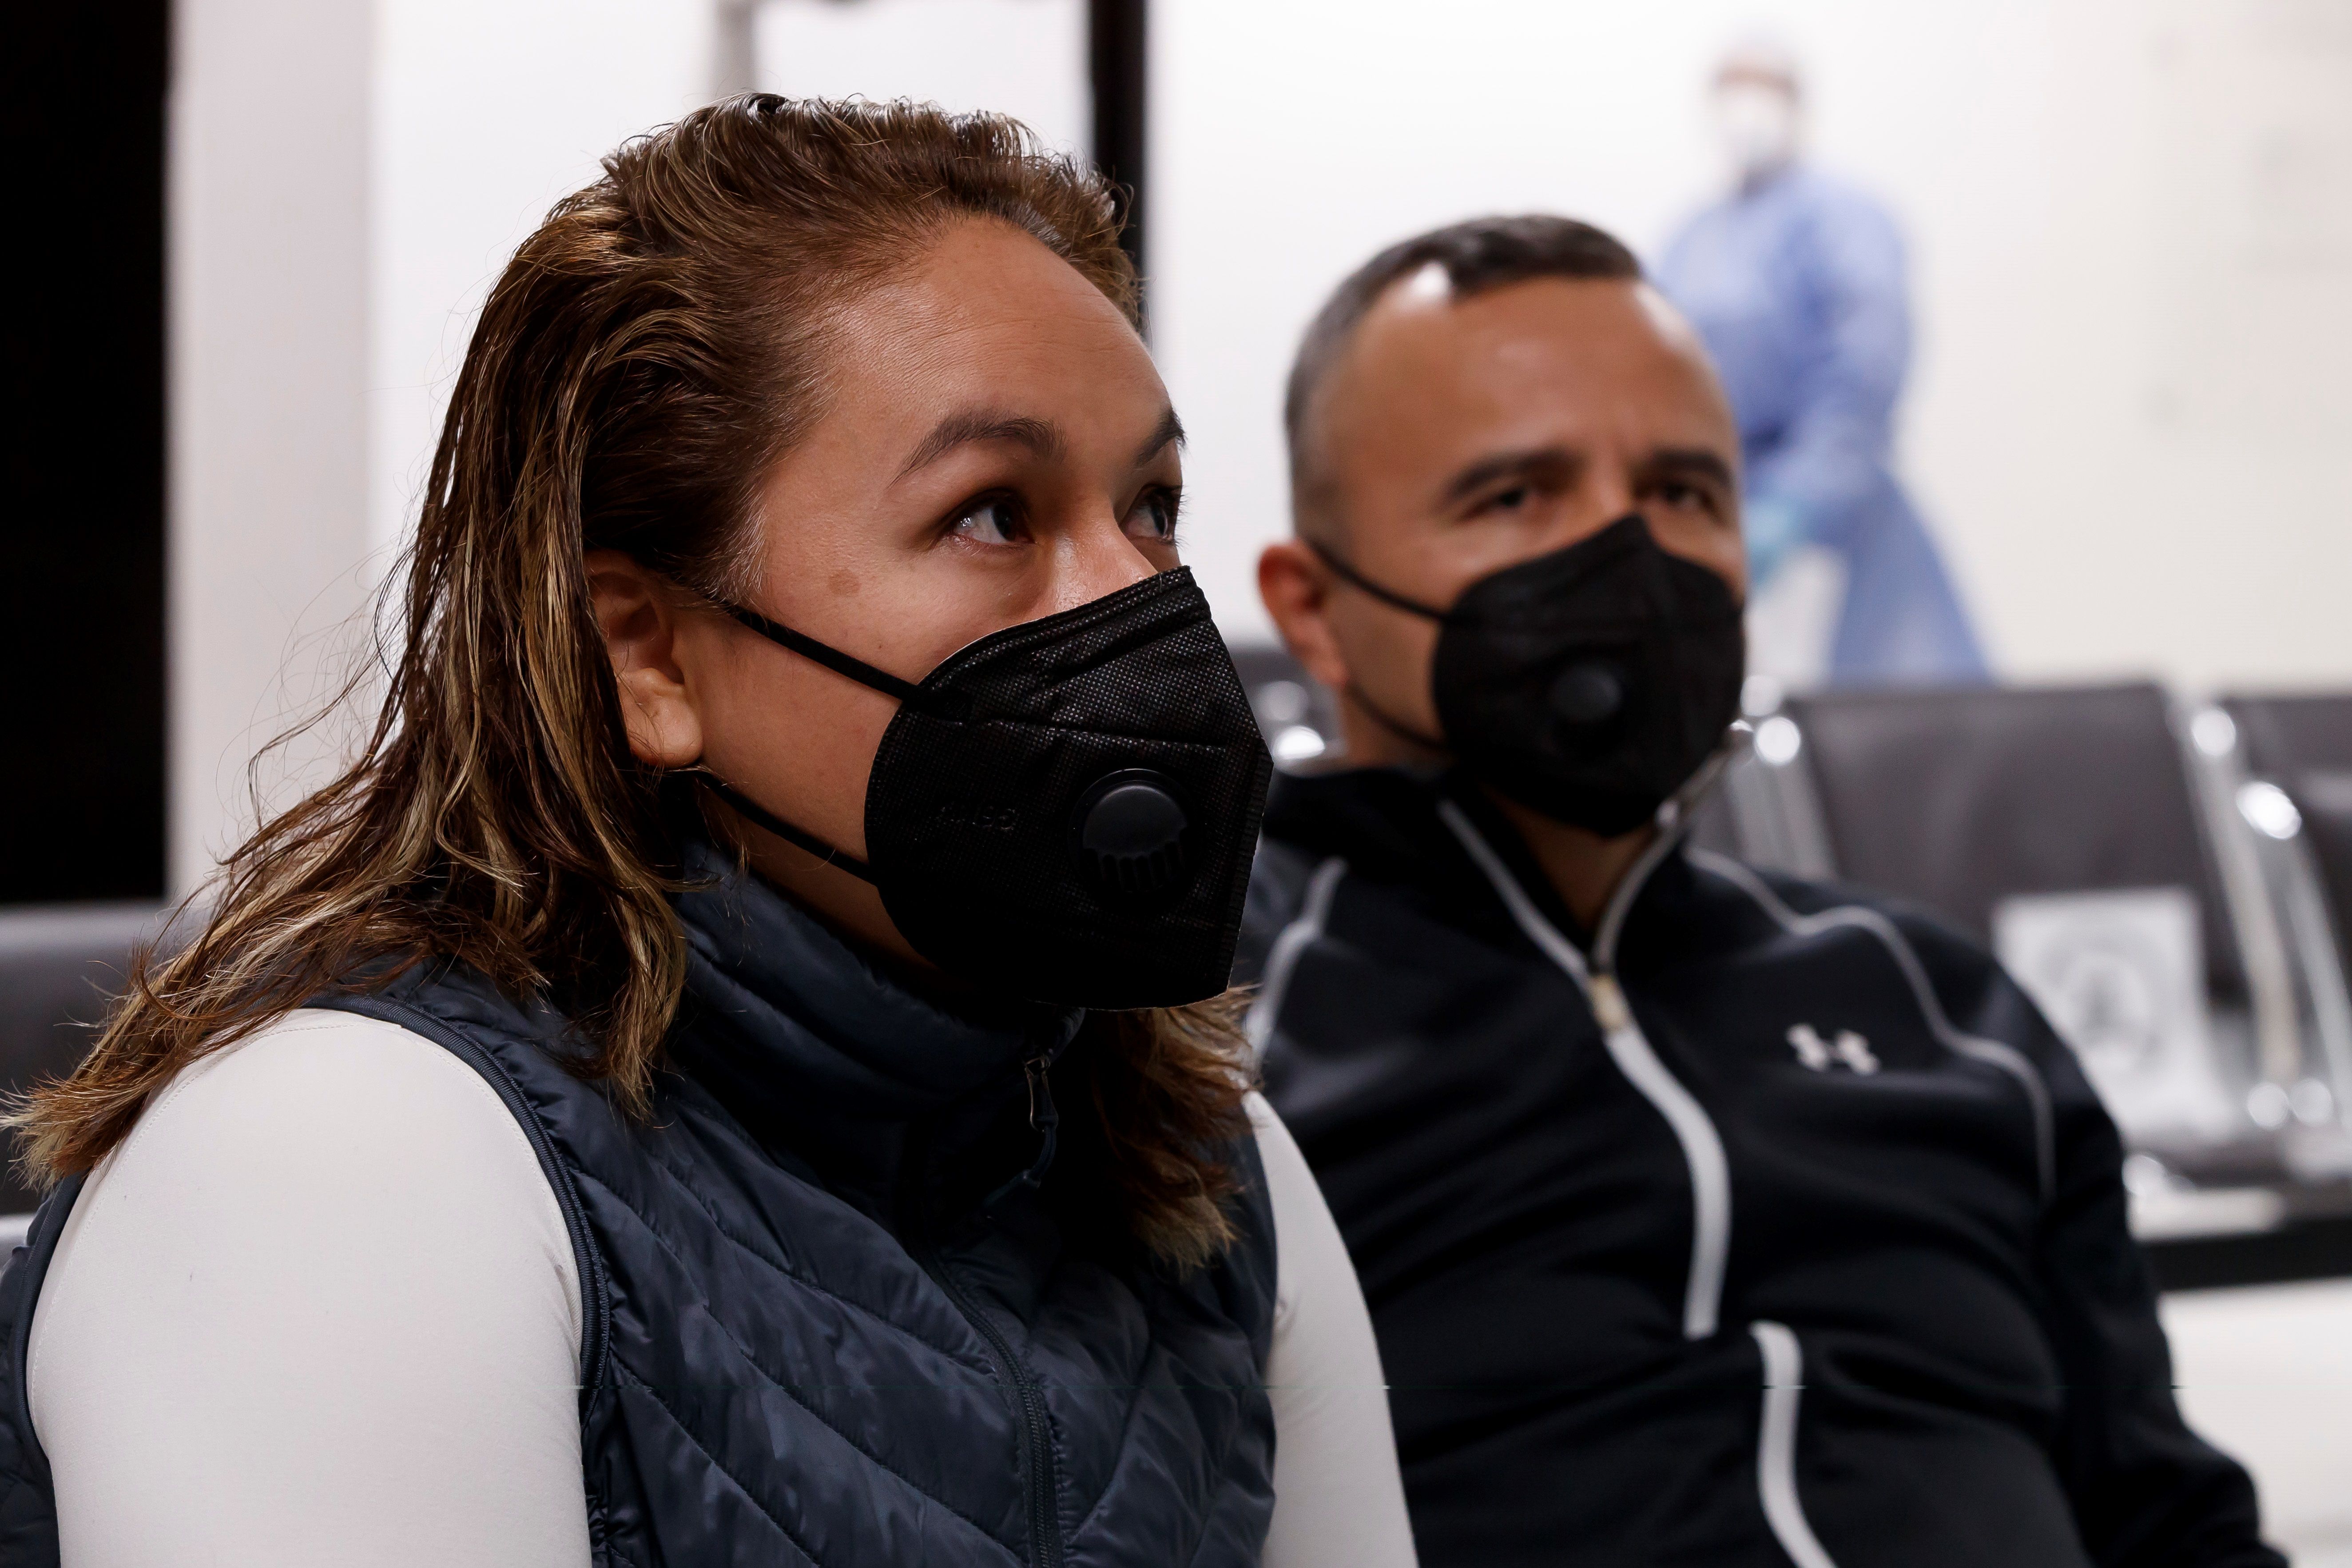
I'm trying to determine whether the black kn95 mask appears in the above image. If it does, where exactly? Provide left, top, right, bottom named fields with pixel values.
left=1313, top=513, right=1745, bottom=837
left=699, top=567, right=1273, bottom=1011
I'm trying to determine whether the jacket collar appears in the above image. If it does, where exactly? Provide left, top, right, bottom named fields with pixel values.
left=1262, top=764, right=1706, bottom=972
left=667, top=837, right=1084, bottom=1222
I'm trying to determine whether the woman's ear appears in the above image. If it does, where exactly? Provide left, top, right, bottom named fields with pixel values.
left=586, top=548, right=705, bottom=769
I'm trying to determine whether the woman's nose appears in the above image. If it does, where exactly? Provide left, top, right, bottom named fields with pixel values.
left=1052, top=510, right=1162, bottom=610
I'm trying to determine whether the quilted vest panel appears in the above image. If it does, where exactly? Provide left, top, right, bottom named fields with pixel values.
left=0, top=852, right=1275, bottom=1568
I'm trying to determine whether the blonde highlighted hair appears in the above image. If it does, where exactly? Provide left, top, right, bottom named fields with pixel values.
left=12, top=96, right=1248, bottom=1267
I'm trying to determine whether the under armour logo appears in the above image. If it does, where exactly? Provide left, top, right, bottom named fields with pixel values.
left=1788, top=1024, right=1878, bottom=1075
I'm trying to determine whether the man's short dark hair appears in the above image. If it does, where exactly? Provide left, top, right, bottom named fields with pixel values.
left=1284, top=215, right=1642, bottom=529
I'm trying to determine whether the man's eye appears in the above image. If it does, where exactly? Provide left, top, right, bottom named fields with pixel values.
left=1126, top=488, right=1181, bottom=542
left=950, top=495, right=1025, bottom=545
left=1482, top=485, right=1532, bottom=515
left=1653, top=481, right=1716, bottom=515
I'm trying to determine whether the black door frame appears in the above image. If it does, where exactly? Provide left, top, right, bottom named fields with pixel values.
left=1088, top=0, right=1148, bottom=300
left=2, top=4, right=171, bottom=904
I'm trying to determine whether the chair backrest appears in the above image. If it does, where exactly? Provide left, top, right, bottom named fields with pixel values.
left=2225, top=692, right=2352, bottom=980
left=2286, top=774, right=2352, bottom=954
left=2225, top=693, right=2352, bottom=778
left=1783, top=683, right=2246, bottom=1000
left=0, top=904, right=168, bottom=1212
left=1227, top=642, right=1346, bottom=770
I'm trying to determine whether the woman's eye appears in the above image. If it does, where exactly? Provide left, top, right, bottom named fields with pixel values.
left=950, top=495, right=1026, bottom=545
left=1126, top=488, right=1181, bottom=543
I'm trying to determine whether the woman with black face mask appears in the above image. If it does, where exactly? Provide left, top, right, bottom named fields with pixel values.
left=0, top=99, right=1414, bottom=1568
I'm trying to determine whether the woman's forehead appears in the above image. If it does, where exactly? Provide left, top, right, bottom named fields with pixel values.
left=838, top=217, right=1141, bottom=351
left=810, top=223, right=1165, bottom=448
left=747, top=237, right=1167, bottom=509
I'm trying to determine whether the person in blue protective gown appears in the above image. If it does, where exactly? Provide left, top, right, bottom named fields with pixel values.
left=1655, top=46, right=1989, bottom=685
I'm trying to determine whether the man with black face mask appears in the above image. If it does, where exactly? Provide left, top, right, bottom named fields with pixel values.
left=1239, top=216, right=2280, bottom=1568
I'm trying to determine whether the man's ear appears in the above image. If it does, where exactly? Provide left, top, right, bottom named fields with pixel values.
left=586, top=548, right=704, bottom=769
left=1258, top=539, right=1355, bottom=695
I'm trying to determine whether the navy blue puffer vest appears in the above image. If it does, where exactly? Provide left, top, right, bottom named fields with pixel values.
left=0, top=842, right=1277, bottom=1566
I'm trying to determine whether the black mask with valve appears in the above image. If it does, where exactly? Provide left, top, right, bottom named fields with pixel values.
left=699, top=567, right=1273, bottom=1011
left=1311, top=513, right=1746, bottom=837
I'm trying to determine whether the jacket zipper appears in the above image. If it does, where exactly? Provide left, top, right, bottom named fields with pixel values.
left=981, top=1053, right=1062, bottom=1210
left=1582, top=819, right=1735, bottom=1343
left=926, top=1253, right=1065, bottom=1568
left=921, top=1049, right=1066, bottom=1568
left=1437, top=761, right=1736, bottom=1341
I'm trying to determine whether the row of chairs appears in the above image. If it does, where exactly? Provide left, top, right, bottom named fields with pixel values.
left=0, top=903, right=176, bottom=1215
left=1235, top=649, right=2352, bottom=1254
left=1698, top=683, right=2352, bottom=1191
left=6, top=665, right=2348, bottom=1246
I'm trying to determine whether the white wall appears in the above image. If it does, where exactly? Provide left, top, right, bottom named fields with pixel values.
left=1151, top=0, right=2352, bottom=689
left=752, top=0, right=1087, bottom=154
left=370, top=0, right=1087, bottom=563
left=2164, top=1278, right=2352, bottom=1564
left=170, top=0, right=374, bottom=894
left=182, top=0, right=2352, bottom=889
left=370, top=0, right=717, bottom=559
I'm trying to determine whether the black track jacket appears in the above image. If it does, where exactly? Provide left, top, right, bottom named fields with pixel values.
left=1239, top=766, right=2280, bottom=1568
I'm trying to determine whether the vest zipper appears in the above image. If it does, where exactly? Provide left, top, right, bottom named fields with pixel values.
left=921, top=1048, right=1067, bottom=1568
left=982, top=1053, right=1062, bottom=1210
left=924, top=1253, right=1065, bottom=1568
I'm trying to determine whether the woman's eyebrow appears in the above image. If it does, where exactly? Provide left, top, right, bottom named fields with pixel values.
left=896, top=409, right=1065, bottom=478
left=1131, top=408, right=1186, bottom=469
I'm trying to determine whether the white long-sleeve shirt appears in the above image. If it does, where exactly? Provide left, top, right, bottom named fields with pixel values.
left=27, top=1010, right=1415, bottom=1568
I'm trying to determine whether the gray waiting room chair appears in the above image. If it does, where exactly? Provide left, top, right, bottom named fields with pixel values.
left=1228, top=643, right=1347, bottom=772
left=2219, top=692, right=2352, bottom=1128
left=0, top=903, right=172, bottom=1222
left=1720, top=682, right=2341, bottom=1193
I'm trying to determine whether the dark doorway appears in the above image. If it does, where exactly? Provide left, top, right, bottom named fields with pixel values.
left=1089, top=0, right=1148, bottom=301
left=1, top=5, right=171, bottom=904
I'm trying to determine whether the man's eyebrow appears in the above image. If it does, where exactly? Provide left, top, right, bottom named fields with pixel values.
left=895, top=409, right=1066, bottom=479
left=1645, top=447, right=1737, bottom=488
left=1437, top=445, right=1582, bottom=507
left=1131, top=407, right=1186, bottom=469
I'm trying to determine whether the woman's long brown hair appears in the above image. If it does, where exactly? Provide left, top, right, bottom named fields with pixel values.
left=11, top=97, right=1250, bottom=1268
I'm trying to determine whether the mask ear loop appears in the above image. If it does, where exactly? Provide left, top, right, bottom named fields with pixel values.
left=692, top=770, right=878, bottom=886
left=1344, top=682, right=1451, bottom=754
left=715, top=601, right=925, bottom=704
left=687, top=593, right=924, bottom=886
left=1303, top=538, right=1454, bottom=753
left=1303, top=538, right=1452, bottom=619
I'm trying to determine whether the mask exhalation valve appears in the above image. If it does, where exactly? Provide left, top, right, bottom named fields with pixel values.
left=1073, top=770, right=1193, bottom=907
left=1549, top=660, right=1629, bottom=726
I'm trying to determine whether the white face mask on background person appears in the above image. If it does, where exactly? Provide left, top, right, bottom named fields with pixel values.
left=1712, top=80, right=1799, bottom=184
